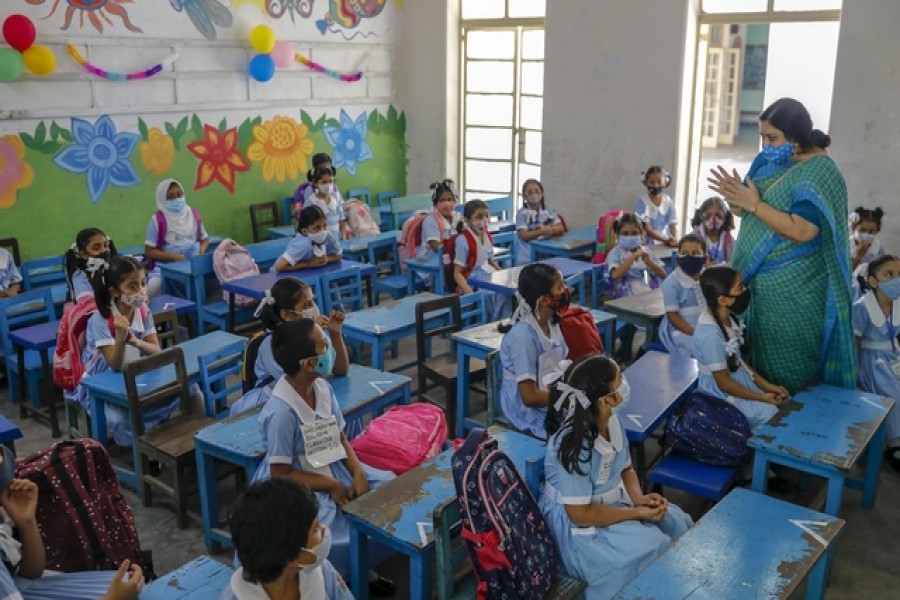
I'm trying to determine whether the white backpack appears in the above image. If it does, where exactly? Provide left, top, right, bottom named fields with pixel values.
left=344, top=199, right=381, bottom=239
left=213, top=239, right=260, bottom=306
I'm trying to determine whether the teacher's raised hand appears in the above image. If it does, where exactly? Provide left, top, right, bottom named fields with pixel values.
left=707, top=165, right=763, bottom=216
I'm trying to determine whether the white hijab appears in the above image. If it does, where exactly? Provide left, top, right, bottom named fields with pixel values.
left=155, top=178, right=197, bottom=242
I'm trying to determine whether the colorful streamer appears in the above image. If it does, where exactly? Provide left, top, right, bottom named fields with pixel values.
left=294, top=52, right=362, bottom=82
left=66, top=44, right=178, bottom=81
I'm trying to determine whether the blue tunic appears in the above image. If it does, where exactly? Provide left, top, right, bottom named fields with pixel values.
left=252, top=377, right=394, bottom=580
left=658, top=268, right=705, bottom=357
left=633, top=193, right=678, bottom=244
left=692, top=311, right=778, bottom=430
left=853, top=292, right=900, bottom=445
left=605, top=245, right=659, bottom=298
left=539, top=417, right=692, bottom=599
left=499, top=318, right=568, bottom=438
left=454, top=226, right=512, bottom=321
left=276, top=232, right=343, bottom=270
left=0, top=248, right=22, bottom=292
left=516, top=203, right=563, bottom=265
left=306, top=190, right=346, bottom=240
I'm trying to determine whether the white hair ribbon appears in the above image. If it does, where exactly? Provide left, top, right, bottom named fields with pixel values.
left=253, top=289, right=276, bottom=318
left=553, top=381, right=591, bottom=422
left=83, top=257, right=108, bottom=277
left=506, top=291, right=532, bottom=328
left=848, top=212, right=860, bottom=224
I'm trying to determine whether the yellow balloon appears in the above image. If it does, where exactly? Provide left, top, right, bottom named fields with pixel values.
left=249, top=25, right=275, bottom=54
left=23, top=44, right=55, bottom=77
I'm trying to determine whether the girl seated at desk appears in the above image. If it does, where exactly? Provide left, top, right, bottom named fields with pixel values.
left=274, top=206, right=342, bottom=272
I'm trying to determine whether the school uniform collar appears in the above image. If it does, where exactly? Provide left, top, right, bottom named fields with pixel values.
left=594, top=414, right=625, bottom=454
left=524, top=313, right=563, bottom=352
left=697, top=310, right=742, bottom=334
left=674, top=267, right=701, bottom=289
left=111, top=302, right=146, bottom=334
left=463, top=222, right=488, bottom=245
left=862, top=290, right=900, bottom=328
left=639, top=193, right=671, bottom=220
left=272, top=376, right=333, bottom=425
left=230, top=565, right=326, bottom=600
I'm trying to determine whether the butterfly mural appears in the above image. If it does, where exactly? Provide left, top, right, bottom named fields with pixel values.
left=170, top=0, right=233, bottom=40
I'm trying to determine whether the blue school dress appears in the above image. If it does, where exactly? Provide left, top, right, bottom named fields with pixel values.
left=416, top=212, right=460, bottom=289
left=276, top=232, right=343, bottom=270
left=850, top=237, right=887, bottom=302
left=69, top=268, right=94, bottom=300
left=516, top=204, right=563, bottom=265
left=307, top=191, right=346, bottom=241
left=853, top=292, right=900, bottom=446
left=499, top=317, right=568, bottom=438
left=0, top=248, right=22, bottom=293
left=692, top=312, right=778, bottom=430
left=605, top=245, right=659, bottom=299
left=252, top=377, right=394, bottom=580
left=144, top=212, right=208, bottom=288
left=539, top=418, right=692, bottom=599
left=634, top=193, right=678, bottom=244
left=658, top=268, right=705, bottom=357
left=71, top=305, right=180, bottom=446
left=228, top=560, right=353, bottom=600
left=454, top=225, right=512, bottom=322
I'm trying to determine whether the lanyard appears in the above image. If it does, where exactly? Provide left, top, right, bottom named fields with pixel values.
left=889, top=315, right=898, bottom=353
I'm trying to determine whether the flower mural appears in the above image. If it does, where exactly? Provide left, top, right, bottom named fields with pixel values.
left=323, top=109, right=373, bottom=176
left=186, top=125, right=249, bottom=193
left=139, top=127, right=175, bottom=176
left=0, top=135, right=35, bottom=209
left=247, top=115, right=315, bottom=184
left=53, top=115, right=141, bottom=204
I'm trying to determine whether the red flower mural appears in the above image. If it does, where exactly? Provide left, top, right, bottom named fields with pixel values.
left=186, top=125, right=249, bottom=193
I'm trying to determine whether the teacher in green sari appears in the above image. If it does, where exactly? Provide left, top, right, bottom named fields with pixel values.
left=708, top=97, right=855, bottom=394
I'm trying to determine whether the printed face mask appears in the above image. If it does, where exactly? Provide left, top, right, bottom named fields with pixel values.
left=761, top=142, right=794, bottom=165
left=704, top=216, right=723, bottom=231
left=121, top=290, right=147, bottom=308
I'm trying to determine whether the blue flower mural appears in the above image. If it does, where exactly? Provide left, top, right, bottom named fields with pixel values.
left=53, top=115, right=141, bottom=203
left=323, top=109, right=373, bottom=176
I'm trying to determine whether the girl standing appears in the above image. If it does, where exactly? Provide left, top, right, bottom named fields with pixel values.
left=306, top=165, right=347, bottom=241
left=634, top=166, right=678, bottom=247
left=63, top=228, right=117, bottom=301
left=453, top=199, right=512, bottom=321
left=659, top=234, right=707, bottom=357
left=516, top=179, right=566, bottom=265
left=540, top=355, right=692, bottom=598
left=275, top=206, right=343, bottom=272
left=691, top=197, right=735, bottom=264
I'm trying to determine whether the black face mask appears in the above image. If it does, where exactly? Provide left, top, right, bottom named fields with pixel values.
left=646, top=186, right=664, bottom=196
left=726, top=288, right=751, bottom=314
left=677, top=255, right=706, bottom=276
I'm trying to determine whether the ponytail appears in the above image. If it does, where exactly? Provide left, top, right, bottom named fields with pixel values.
left=92, top=256, right=143, bottom=318
left=256, top=278, right=312, bottom=330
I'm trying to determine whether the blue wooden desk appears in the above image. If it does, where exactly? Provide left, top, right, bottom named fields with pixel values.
left=468, top=256, right=594, bottom=296
left=749, top=384, right=894, bottom=517
left=602, top=289, right=665, bottom=353
left=158, top=260, right=197, bottom=309
left=341, top=292, right=440, bottom=371
left=378, top=193, right=432, bottom=231
left=81, top=330, right=246, bottom=493
left=8, top=320, right=61, bottom=438
left=343, top=427, right=545, bottom=600
left=622, top=350, right=697, bottom=480
left=614, top=488, right=844, bottom=600
left=451, top=309, right=618, bottom=437
left=221, top=260, right=376, bottom=331
left=193, top=364, right=412, bottom=551
left=0, top=415, right=23, bottom=454
left=142, top=555, right=233, bottom=599
left=529, top=226, right=597, bottom=261
left=148, top=294, right=197, bottom=337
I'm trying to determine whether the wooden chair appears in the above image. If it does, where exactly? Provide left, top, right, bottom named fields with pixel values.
left=123, top=347, right=216, bottom=528
left=249, top=201, right=279, bottom=243
left=153, top=310, right=182, bottom=349
left=0, top=238, right=20, bottom=266
left=415, top=296, right=485, bottom=427
left=197, top=339, right=247, bottom=419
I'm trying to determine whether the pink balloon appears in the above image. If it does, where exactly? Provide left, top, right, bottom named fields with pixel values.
left=271, top=40, right=295, bottom=70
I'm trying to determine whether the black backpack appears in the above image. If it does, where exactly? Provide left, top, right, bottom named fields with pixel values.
left=663, top=392, right=753, bottom=467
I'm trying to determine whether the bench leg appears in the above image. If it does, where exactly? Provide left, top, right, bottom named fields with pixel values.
left=751, top=452, right=769, bottom=495
left=862, top=422, right=886, bottom=508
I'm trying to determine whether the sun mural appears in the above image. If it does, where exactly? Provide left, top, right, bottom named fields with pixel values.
left=25, top=0, right=143, bottom=34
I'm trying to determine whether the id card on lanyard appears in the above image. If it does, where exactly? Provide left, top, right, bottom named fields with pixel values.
left=300, top=417, right=347, bottom=468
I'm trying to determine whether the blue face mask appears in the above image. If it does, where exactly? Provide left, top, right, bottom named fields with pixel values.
left=167, top=196, right=187, bottom=214
left=879, top=277, right=900, bottom=301
left=610, top=376, right=630, bottom=415
left=618, top=235, right=643, bottom=251
left=314, top=339, right=336, bottom=376
left=761, top=142, right=794, bottom=165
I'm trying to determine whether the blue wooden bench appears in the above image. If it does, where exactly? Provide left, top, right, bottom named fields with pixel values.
left=378, top=193, right=432, bottom=231
left=649, top=452, right=741, bottom=501
left=142, top=555, right=233, bottom=599
left=614, top=488, right=845, bottom=600
left=347, top=187, right=371, bottom=206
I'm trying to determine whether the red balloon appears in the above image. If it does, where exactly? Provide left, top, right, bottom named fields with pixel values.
left=3, top=14, right=36, bottom=52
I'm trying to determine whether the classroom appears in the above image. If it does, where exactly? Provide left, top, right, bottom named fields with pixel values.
left=0, top=0, right=898, bottom=598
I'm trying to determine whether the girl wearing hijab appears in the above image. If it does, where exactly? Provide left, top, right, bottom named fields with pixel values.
left=143, top=179, right=209, bottom=297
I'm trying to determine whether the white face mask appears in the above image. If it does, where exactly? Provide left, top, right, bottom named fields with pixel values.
left=856, top=231, right=875, bottom=243
left=300, top=304, right=320, bottom=320
left=299, top=526, right=332, bottom=572
left=610, top=376, right=630, bottom=415
left=318, top=183, right=332, bottom=196
left=308, top=230, right=328, bottom=244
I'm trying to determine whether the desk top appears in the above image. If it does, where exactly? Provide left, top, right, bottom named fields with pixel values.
left=603, top=289, right=665, bottom=320
left=342, top=292, right=440, bottom=336
left=749, top=384, right=895, bottom=471
left=622, top=350, right=697, bottom=440
left=221, top=260, right=375, bottom=300
left=469, top=257, right=594, bottom=295
left=646, top=244, right=676, bottom=261
left=142, top=555, right=233, bottom=599
left=343, top=428, right=544, bottom=550
left=148, top=294, right=196, bottom=315
left=195, top=365, right=411, bottom=456
left=81, top=331, right=245, bottom=400
left=451, top=309, right=616, bottom=354
left=614, top=487, right=844, bottom=599
left=8, top=319, right=60, bottom=351
left=529, top=226, right=597, bottom=251
left=268, top=225, right=295, bottom=239
left=341, top=230, right=401, bottom=253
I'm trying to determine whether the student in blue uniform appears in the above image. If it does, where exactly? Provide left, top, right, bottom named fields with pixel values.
left=251, top=320, right=395, bottom=595
left=498, top=263, right=570, bottom=438
left=144, top=179, right=209, bottom=297
left=274, top=205, right=343, bottom=272
left=417, top=179, right=461, bottom=261
left=853, top=255, right=900, bottom=471
left=693, top=265, right=788, bottom=430
left=516, top=178, right=566, bottom=265
left=0, top=246, right=21, bottom=299
left=634, top=165, right=678, bottom=247
left=63, top=228, right=117, bottom=302
left=228, top=478, right=353, bottom=600
left=453, top=199, right=512, bottom=321
left=605, top=212, right=666, bottom=299
left=306, top=165, right=346, bottom=241
left=659, top=233, right=708, bottom=357
left=539, top=354, right=692, bottom=599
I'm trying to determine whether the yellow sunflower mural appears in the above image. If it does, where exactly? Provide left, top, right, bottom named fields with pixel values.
left=0, top=135, right=35, bottom=209
left=247, top=115, right=315, bottom=184
left=139, top=127, right=175, bottom=176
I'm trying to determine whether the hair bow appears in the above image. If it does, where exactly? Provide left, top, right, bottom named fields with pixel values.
left=253, top=289, right=276, bottom=318
left=505, top=291, right=532, bottom=329
left=553, top=381, right=591, bottom=422
left=848, top=212, right=860, bottom=224
left=83, top=257, right=108, bottom=277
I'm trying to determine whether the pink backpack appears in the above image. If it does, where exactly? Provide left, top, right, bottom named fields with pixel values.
left=344, top=199, right=380, bottom=239
left=592, top=209, right=627, bottom=264
left=212, top=239, right=260, bottom=307
left=349, top=403, right=448, bottom=475
left=397, top=211, right=432, bottom=273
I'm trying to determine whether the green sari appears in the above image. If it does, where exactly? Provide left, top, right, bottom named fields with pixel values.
left=732, top=154, right=855, bottom=393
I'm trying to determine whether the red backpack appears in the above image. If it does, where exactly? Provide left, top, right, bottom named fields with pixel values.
left=558, top=305, right=603, bottom=360
left=592, top=209, right=627, bottom=264
left=442, top=228, right=493, bottom=293
left=147, top=207, right=203, bottom=270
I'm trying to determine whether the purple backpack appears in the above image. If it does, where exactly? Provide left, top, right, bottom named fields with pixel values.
left=147, top=207, right=202, bottom=270
left=293, top=182, right=313, bottom=224
left=663, top=391, right=752, bottom=466
left=451, top=429, right=558, bottom=600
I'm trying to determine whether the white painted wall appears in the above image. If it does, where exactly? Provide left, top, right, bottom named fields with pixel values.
left=541, top=0, right=692, bottom=228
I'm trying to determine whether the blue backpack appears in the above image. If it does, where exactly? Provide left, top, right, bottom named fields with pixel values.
left=451, top=429, right=558, bottom=600
left=663, top=392, right=752, bottom=467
